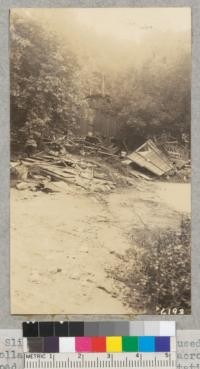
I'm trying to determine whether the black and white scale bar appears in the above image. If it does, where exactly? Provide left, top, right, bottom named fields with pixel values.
left=24, top=353, right=176, bottom=369
left=23, top=321, right=176, bottom=337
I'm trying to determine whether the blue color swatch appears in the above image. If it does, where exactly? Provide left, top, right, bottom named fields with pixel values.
left=138, top=336, right=155, bottom=352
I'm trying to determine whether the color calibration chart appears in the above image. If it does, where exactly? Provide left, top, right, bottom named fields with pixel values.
left=23, top=321, right=176, bottom=369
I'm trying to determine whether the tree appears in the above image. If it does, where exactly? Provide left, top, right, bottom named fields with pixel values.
left=10, top=14, right=82, bottom=152
left=11, top=13, right=191, bottom=153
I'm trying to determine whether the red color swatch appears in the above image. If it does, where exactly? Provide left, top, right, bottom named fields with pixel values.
left=91, top=337, right=106, bottom=352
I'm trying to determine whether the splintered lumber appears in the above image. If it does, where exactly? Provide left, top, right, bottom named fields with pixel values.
left=31, top=155, right=76, bottom=167
left=33, top=155, right=57, bottom=161
left=80, top=141, right=119, bottom=157
left=22, top=158, right=40, bottom=163
left=167, top=151, right=181, bottom=157
left=22, top=158, right=76, bottom=183
left=96, top=150, right=118, bottom=157
left=31, top=155, right=52, bottom=161
left=93, top=173, right=112, bottom=182
left=62, top=168, right=77, bottom=175
left=81, top=146, right=118, bottom=157
left=39, top=167, right=75, bottom=183
left=105, top=144, right=119, bottom=154
left=129, top=168, right=152, bottom=181
left=23, top=158, right=76, bottom=174
left=38, top=163, right=75, bottom=176
left=45, top=163, right=77, bottom=175
left=31, top=150, right=45, bottom=157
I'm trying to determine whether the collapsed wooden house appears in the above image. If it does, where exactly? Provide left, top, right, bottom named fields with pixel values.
left=127, top=139, right=173, bottom=176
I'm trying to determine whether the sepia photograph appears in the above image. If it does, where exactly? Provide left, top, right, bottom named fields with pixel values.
left=10, top=8, right=191, bottom=314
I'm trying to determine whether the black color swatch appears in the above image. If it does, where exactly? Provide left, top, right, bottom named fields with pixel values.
left=54, top=322, right=69, bottom=336
left=69, top=321, right=84, bottom=336
left=39, top=322, right=54, bottom=336
left=23, top=322, right=39, bottom=337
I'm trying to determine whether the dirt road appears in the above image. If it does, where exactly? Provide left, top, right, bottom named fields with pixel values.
left=11, top=180, right=190, bottom=314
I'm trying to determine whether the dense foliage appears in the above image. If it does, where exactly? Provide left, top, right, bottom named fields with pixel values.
left=10, top=12, right=191, bottom=153
left=110, top=217, right=191, bottom=313
left=10, top=14, right=83, bottom=151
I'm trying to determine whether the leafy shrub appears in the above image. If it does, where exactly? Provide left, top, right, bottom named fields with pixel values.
left=110, top=216, right=191, bottom=314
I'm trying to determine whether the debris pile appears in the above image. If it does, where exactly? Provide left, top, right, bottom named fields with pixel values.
left=44, top=134, right=120, bottom=158
left=11, top=150, right=125, bottom=194
left=11, top=135, right=191, bottom=193
left=122, top=139, right=190, bottom=182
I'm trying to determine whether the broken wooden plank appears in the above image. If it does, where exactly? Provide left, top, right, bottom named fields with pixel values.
left=33, top=154, right=59, bottom=161
left=39, top=167, right=75, bottom=183
left=38, top=164, right=76, bottom=177
left=62, top=169, right=76, bottom=175
left=129, top=168, right=152, bottom=181
left=93, top=174, right=112, bottom=182
left=22, top=158, right=40, bottom=163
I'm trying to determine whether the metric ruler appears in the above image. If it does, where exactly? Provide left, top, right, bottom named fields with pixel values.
left=24, top=352, right=176, bottom=369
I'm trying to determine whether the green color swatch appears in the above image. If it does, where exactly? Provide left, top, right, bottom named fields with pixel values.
left=122, top=336, right=138, bottom=352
